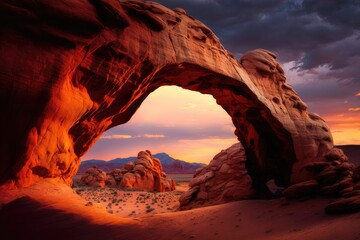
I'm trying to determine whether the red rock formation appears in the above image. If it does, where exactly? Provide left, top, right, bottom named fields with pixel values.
left=0, top=0, right=354, bottom=210
left=79, top=150, right=175, bottom=192
left=79, top=166, right=106, bottom=188
left=119, top=150, right=176, bottom=192
left=180, top=143, right=253, bottom=209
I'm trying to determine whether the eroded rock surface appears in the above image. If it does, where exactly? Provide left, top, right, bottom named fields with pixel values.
left=80, top=166, right=107, bottom=188
left=80, top=150, right=175, bottom=192
left=180, top=143, right=253, bottom=209
left=0, top=0, right=352, bottom=212
left=282, top=149, right=360, bottom=214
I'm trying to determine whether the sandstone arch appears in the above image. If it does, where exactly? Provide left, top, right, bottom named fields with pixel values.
left=0, top=0, right=344, bottom=195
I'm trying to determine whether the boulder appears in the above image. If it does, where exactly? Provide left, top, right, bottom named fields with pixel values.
left=124, top=162, right=134, bottom=172
left=353, top=166, right=360, bottom=182
left=283, top=180, right=319, bottom=199
left=117, top=150, right=175, bottom=192
left=105, top=175, right=116, bottom=187
left=79, top=166, right=106, bottom=187
left=180, top=143, right=253, bottom=209
left=107, top=169, right=128, bottom=184
left=325, top=196, right=360, bottom=214
left=324, top=148, right=348, bottom=162
left=120, top=172, right=137, bottom=189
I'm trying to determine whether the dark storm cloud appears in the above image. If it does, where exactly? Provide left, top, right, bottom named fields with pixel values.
left=157, top=0, right=360, bottom=109
left=300, top=0, right=360, bottom=30
left=295, top=34, right=360, bottom=72
left=157, top=0, right=358, bottom=61
left=293, top=77, right=357, bottom=103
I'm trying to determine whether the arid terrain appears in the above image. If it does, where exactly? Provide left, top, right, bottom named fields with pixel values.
left=72, top=174, right=191, bottom=218
left=2, top=146, right=359, bottom=239
left=1, top=180, right=360, bottom=240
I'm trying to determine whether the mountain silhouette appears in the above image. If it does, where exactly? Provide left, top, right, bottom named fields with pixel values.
left=78, top=153, right=206, bottom=174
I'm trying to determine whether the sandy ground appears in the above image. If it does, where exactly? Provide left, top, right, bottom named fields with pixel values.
left=73, top=183, right=187, bottom=218
left=71, top=173, right=190, bottom=218
left=1, top=181, right=360, bottom=240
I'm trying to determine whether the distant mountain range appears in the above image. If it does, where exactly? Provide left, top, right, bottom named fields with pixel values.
left=78, top=152, right=206, bottom=174
left=78, top=145, right=359, bottom=175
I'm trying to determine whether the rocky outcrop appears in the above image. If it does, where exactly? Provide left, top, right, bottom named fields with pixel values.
left=0, top=0, right=353, bottom=214
left=79, top=150, right=175, bottom=192
left=119, top=150, right=176, bottom=192
left=79, top=166, right=107, bottom=188
left=180, top=143, right=253, bottom=209
left=283, top=150, right=360, bottom=214
left=323, top=165, right=360, bottom=214
left=181, top=142, right=359, bottom=213
left=77, top=153, right=205, bottom=175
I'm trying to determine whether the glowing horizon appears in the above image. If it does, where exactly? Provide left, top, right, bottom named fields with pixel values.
left=82, top=83, right=359, bottom=164
left=82, top=86, right=239, bottom=163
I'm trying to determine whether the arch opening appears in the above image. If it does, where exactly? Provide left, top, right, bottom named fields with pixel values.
left=147, top=63, right=297, bottom=192
left=80, top=86, right=238, bottom=165
left=73, top=85, right=242, bottom=216
left=71, top=60, right=297, bottom=201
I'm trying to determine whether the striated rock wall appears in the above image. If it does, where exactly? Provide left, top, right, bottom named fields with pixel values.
left=80, top=150, right=175, bottom=192
left=0, top=0, right=348, bottom=200
left=180, top=143, right=253, bottom=209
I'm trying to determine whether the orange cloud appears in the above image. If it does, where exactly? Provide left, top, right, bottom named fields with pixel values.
left=137, top=134, right=166, bottom=138
left=356, top=92, right=360, bottom=97
left=101, top=134, right=132, bottom=139
left=181, top=103, right=197, bottom=109
left=348, top=108, right=360, bottom=112
left=100, top=134, right=166, bottom=139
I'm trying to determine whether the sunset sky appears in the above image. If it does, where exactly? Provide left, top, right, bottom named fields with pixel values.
left=83, top=0, right=360, bottom=163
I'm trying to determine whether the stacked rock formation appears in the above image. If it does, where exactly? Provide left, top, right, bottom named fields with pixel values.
left=180, top=143, right=253, bottom=209
left=80, top=166, right=107, bottom=188
left=283, top=148, right=360, bottom=214
left=80, top=150, right=176, bottom=192
left=180, top=142, right=359, bottom=213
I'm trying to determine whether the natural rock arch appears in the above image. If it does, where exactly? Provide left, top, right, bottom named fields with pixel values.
left=0, top=0, right=343, bottom=195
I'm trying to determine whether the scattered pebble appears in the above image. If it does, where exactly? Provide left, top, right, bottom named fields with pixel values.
left=73, top=186, right=183, bottom=218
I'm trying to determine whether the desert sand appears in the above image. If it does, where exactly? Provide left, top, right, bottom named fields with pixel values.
left=72, top=184, right=186, bottom=218
left=1, top=181, right=360, bottom=240
left=71, top=173, right=190, bottom=218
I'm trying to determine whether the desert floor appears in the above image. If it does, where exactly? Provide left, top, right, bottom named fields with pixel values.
left=1, top=176, right=360, bottom=240
left=72, top=173, right=190, bottom=218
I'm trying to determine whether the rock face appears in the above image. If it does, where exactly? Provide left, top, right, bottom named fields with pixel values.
left=180, top=143, right=360, bottom=212
left=180, top=143, right=253, bottom=209
left=282, top=150, right=360, bottom=214
left=80, top=150, right=175, bottom=192
left=0, top=0, right=352, bottom=209
left=79, top=166, right=107, bottom=188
